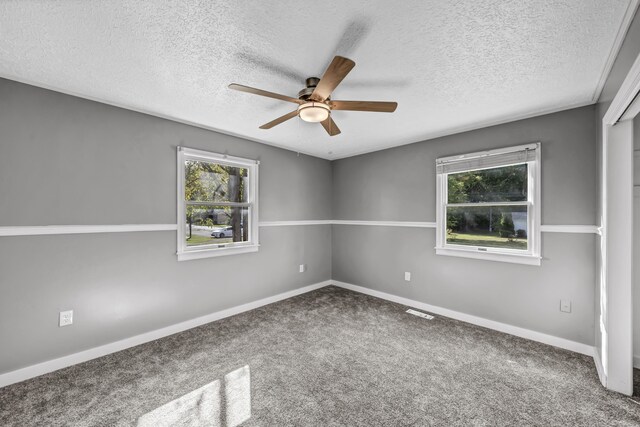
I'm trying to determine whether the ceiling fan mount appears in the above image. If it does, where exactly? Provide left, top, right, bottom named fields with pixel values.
left=297, top=77, right=322, bottom=100
left=229, top=56, right=398, bottom=136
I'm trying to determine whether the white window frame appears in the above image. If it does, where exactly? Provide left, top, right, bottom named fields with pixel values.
left=177, top=147, right=259, bottom=261
left=435, top=143, right=541, bottom=266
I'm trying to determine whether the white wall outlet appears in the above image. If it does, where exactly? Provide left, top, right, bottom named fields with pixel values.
left=59, top=310, right=73, bottom=327
left=560, top=300, right=571, bottom=313
left=404, top=272, right=411, bottom=282
left=299, top=264, right=306, bottom=273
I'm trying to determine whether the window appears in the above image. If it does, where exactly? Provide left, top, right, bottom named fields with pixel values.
left=435, top=143, right=541, bottom=265
left=177, top=147, right=259, bottom=261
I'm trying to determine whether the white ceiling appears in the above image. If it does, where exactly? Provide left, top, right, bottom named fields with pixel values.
left=0, top=1, right=636, bottom=159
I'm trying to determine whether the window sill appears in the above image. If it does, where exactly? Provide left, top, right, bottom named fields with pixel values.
left=177, top=244, right=259, bottom=261
left=435, top=247, right=541, bottom=266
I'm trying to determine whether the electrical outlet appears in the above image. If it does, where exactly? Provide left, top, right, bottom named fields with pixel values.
left=59, top=310, right=73, bottom=327
left=404, top=272, right=411, bottom=282
left=299, top=264, right=306, bottom=273
left=560, top=300, right=571, bottom=313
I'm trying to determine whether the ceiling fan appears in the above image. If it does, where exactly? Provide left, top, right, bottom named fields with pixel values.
left=228, top=56, right=398, bottom=136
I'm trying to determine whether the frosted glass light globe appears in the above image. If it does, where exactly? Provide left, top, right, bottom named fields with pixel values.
left=298, top=102, right=330, bottom=123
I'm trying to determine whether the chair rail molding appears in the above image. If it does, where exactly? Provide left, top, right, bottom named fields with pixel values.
left=0, top=221, right=601, bottom=237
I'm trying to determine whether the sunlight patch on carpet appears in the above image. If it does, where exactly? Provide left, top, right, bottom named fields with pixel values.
left=137, top=365, right=251, bottom=427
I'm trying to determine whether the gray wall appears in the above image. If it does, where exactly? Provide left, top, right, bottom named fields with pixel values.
left=0, top=78, right=332, bottom=374
left=0, top=51, right=628, bottom=375
left=595, top=9, right=640, bottom=362
left=332, top=106, right=597, bottom=345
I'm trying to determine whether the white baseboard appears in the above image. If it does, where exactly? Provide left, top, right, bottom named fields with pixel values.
left=331, top=280, right=595, bottom=357
left=0, top=280, right=331, bottom=389
left=634, top=355, right=640, bottom=369
left=594, top=349, right=607, bottom=387
left=0, top=279, right=605, bottom=389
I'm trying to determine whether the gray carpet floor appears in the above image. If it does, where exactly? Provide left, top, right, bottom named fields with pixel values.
left=1, top=285, right=639, bottom=426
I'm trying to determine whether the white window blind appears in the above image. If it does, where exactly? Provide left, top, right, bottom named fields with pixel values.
left=436, top=143, right=538, bottom=175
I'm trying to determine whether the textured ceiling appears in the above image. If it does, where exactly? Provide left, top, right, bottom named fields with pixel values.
left=0, top=1, right=636, bottom=159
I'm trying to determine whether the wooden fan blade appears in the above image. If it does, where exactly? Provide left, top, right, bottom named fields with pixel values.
left=329, top=100, right=397, bottom=113
left=310, top=56, right=355, bottom=102
left=259, top=110, right=299, bottom=129
left=229, top=84, right=304, bottom=104
left=320, top=117, right=341, bottom=136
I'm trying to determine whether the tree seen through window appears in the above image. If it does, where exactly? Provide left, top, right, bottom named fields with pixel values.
left=184, top=160, right=249, bottom=246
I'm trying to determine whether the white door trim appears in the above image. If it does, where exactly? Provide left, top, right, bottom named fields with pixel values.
left=598, top=49, right=640, bottom=396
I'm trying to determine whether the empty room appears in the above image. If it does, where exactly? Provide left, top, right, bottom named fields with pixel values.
left=2, top=1, right=640, bottom=425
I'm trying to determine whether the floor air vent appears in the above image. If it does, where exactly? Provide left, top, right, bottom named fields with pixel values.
left=406, top=309, right=434, bottom=320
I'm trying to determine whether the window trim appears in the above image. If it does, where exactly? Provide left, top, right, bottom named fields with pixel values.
left=176, top=147, right=259, bottom=261
left=435, top=143, right=541, bottom=266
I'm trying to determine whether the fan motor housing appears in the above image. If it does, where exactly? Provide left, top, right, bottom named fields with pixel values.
left=298, top=77, right=322, bottom=100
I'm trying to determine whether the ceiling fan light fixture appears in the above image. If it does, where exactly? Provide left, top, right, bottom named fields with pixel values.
left=297, top=102, right=330, bottom=123
left=229, top=55, right=396, bottom=136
